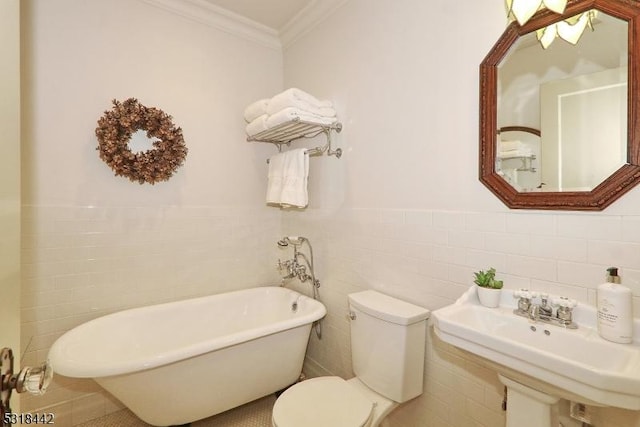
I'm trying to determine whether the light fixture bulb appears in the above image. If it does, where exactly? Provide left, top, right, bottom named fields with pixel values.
left=536, top=25, right=557, bottom=49
left=535, top=10, right=597, bottom=49
left=506, top=0, right=542, bottom=26
left=557, top=10, right=597, bottom=44
left=506, top=0, right=568, bottom=26
left=543, top=0, right=568, bottom=14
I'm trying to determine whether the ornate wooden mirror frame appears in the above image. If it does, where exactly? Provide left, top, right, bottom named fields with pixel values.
left=479, top=0, right=640, bottom=210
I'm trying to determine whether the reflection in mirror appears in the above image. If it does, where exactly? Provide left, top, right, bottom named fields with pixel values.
left=496, top=127, right=540, bottom=191
left=497, top=11, right=628, bottom=192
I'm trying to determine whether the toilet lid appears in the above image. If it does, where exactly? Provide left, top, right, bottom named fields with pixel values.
left=272, top=376, right=374, bottom=427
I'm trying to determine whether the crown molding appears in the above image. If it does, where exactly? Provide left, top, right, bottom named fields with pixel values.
left=140, top=0, right=282, bottom=50
left=279, top=0, right=350, bottom=49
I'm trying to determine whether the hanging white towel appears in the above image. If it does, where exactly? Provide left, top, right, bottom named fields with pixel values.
left=280, top=149, right=309, bottom=208
left=266, top=148, right=309, bottom=208
left=266, top=151, right=286, bottom=205
left=243, top=99, right=270, bottom=123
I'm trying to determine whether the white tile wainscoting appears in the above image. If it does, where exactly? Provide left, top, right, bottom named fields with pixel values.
left=291, top=207, right=640, bottom=427
left=19, top=204, right=281, bottom=424
left=20, top=204, right=640, bottom=426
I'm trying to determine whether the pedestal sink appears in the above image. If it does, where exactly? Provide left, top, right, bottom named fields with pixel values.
left=432, top=286, right=640, bottom=427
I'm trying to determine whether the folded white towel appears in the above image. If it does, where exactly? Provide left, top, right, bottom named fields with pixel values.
left=268, top=88, right=333, bottom=111
left=266, top=148, right=309, bottom=208
left=498, top=148, right=534, bottom=159
left=243, top=99, right=270, bottom=123
left=245, top=114, right=269, bottom=137
left=265, top=107, right=338, bottom=129
left=267, top=91, right=335, bottom=117
left=268, top=98, right=336, bottom=118
left=498, top=140, right=525, bottom=152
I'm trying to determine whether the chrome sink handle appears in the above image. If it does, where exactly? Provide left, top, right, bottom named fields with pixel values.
left=514, top=289, right=538, bottom=312
left=552, top=296, right=577, bottom=326
left=552, top=296, right=576, bottom=309
left=514, top=289, right=538, bottom=299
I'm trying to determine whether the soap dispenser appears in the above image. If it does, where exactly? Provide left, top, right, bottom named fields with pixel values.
left=597, top=267, right=633, bottom=344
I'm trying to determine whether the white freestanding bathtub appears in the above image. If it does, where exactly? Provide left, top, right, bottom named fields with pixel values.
left=48, top=286, right=326, bottom=426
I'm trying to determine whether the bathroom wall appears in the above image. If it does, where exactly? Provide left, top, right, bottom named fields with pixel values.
left=20, top=0, right=284, bottom=423
left=1, top=0, right=22, bottom=412
left=282, top=0, right=640, bottom=426
left=20, top=0, right=640, bottom=426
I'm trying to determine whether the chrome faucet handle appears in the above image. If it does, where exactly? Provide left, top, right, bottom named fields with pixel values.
left=513, top=289, right=527, bottom=298
left=514, top=289, right=539, bottom=299
left=277, top=259, right=295, bottom=279
left=514, top=289, right=538, bottom=312
left=552, top=296, right=577, bottom=325
left=551, top=296, right=576, bottom=309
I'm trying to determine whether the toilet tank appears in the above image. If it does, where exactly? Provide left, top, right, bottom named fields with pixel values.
left=348, top=290, right=430, bottom=403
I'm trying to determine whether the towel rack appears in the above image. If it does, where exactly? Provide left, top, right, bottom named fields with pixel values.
left=497, top=126, right=541, bottom=136
left=247, top=118, right=342, bottom=159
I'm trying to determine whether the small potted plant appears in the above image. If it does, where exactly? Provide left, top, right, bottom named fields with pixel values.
left=473, top=267, right=504, bottom=308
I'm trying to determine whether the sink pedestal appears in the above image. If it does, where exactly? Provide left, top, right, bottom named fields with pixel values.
left=499, top=375, right=559, bottom=427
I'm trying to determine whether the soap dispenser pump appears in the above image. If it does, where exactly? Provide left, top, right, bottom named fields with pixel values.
left=597, top=267, right=633, bottom=344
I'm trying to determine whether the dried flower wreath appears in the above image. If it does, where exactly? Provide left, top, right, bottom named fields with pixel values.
left=95, top=98, right=188, bottom=184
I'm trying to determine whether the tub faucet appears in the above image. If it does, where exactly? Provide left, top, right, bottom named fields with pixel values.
left=277, top=236, right=323, bottom=339
left=277, top=259, right=296, bottom=280
left=276, top=237, right=320, bottom=293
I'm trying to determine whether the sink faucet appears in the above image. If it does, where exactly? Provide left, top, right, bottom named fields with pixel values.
left=277, top=236, right=323, bottom=339
left=513, top=289, right=578, bottom=329
left=539, top=293, right=553, bottom=317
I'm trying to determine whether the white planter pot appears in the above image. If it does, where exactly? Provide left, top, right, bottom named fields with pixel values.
left=477, top=286, right=501, bottom=308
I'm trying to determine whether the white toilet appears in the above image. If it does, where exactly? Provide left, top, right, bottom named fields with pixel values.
left=272, top=290, right=430, bottom=427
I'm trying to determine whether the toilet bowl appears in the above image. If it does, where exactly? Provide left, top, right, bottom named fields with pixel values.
left=271, top=290, right=430, bottom=427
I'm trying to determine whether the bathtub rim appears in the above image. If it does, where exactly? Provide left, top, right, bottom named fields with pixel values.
left=48, top=286, right=326, bottom=378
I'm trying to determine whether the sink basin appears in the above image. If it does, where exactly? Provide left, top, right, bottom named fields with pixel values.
left=432, top=286, right=640, bottom=410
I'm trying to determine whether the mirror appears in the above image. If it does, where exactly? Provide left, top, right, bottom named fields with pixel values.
left=480, top=0, right=640, bottom=210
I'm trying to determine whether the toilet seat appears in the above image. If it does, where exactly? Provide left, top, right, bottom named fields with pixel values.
left=272, top=376, right=374, bottom=427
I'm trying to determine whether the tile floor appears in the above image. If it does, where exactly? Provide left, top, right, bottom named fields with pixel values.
left=75, top=395, right=276, bottom=427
